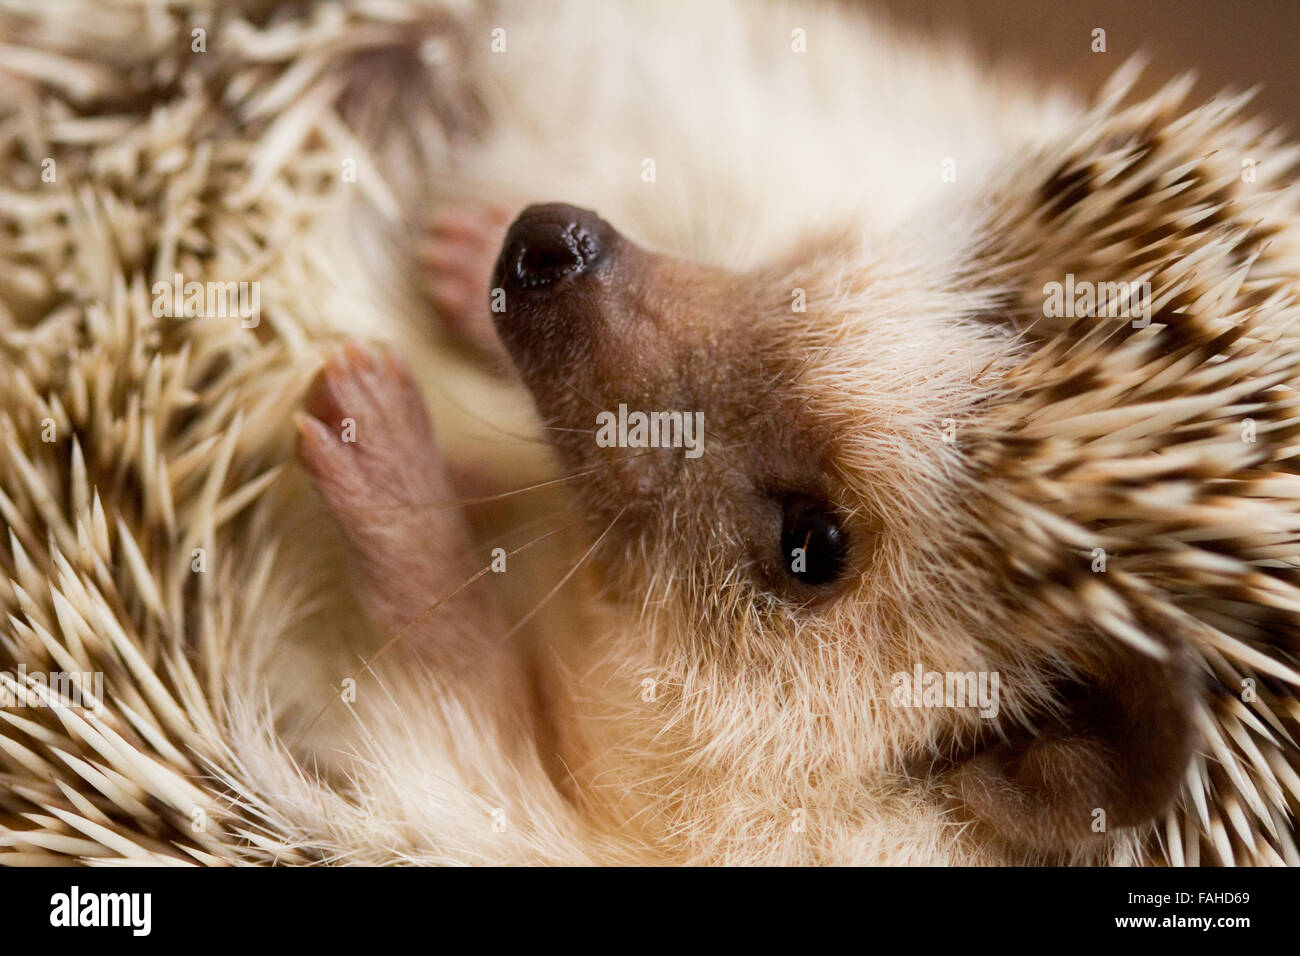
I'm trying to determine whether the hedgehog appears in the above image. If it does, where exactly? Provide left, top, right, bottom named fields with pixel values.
left=0, top=0, right=1298, bottom=866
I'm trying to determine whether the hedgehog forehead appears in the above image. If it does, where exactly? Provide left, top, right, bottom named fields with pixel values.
left=604, top=304, right=1003, bottom=621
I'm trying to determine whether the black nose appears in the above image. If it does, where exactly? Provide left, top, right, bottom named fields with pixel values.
left=496, top=204, right=609, bottom=292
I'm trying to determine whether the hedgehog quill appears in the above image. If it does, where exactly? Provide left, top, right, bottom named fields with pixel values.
left=0, top=0, right=1298, bottom=871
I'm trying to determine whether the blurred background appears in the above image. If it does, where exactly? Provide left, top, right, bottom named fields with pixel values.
left=879, top=0, right=1300, bottom=131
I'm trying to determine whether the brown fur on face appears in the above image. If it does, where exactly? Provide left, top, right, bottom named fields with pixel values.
left=490, top=205, right=849, bottom=604
left=485, top=202, right=1202, bottom=862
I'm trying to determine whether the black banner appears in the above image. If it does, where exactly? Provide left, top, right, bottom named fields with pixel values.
left=0, top=865, right=1275, bottom=942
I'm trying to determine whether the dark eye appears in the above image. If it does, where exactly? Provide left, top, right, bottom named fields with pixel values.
left=780, top=495, right=849, bottom=586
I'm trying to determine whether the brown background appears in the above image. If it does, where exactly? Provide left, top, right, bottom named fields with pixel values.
left=877, top=0, right=1300, bottom=132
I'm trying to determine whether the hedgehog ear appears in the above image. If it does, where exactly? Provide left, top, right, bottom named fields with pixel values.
left=951, top=638, right=1198, bottom=860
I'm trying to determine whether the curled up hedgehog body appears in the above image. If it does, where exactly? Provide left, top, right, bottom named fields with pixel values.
left=0, top=0, right=1298, bottom=866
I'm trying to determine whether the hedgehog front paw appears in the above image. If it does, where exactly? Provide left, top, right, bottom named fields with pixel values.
left=296, top=343, right=495, bottom=649
left=297, top=342, right=451, bottom=515
left=418, top=203, right=514, bottom=366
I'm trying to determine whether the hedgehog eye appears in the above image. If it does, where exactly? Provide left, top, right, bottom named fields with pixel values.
left=780, top=495, right=849, bottom=586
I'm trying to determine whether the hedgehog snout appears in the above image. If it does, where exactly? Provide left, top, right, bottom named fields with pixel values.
left=488, top=202, right=627, bottom=378
left=493, top=203, right=612, bottom=293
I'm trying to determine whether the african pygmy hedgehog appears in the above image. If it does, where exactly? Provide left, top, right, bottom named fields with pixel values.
left=0, top=0, right=1297, bottom=866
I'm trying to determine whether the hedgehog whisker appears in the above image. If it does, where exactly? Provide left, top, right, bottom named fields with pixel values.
left=498, top=504, right=628, bottom=643
left=291, top=517, right=583, bottom=749
left=345, top=465, right=603, bottom=514
left=338, top=447, right=661, bottom=515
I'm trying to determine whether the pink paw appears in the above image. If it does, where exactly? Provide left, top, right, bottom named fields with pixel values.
left=297, top=342, right=450, bottom=517
left=418, top=204, right=514, bottom=364
left=297, top=342, right=503, bottom=649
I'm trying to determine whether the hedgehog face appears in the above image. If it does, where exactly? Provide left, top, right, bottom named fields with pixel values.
left=492, top=204, right=875, bottom=616
left=492, top=205, right=1010, bottom=656
left=492, top=204, right=1010, bottom=831
left=494, top=199, right=1217, bottom=863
